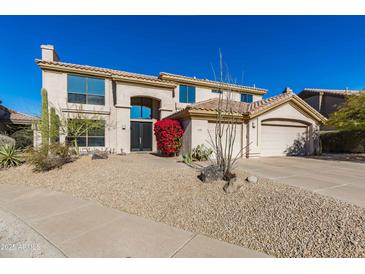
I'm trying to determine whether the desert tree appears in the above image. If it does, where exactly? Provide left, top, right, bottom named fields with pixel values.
left=207, top=51, right=249, bottom=180
left=327, top=93, right=365, bottom=130
left=58, top=104, right=107, bottom=155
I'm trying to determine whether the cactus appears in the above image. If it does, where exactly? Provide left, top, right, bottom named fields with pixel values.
left=41, top=88, right=49, bottom=146
left=50, top=107, right=60, bottom=144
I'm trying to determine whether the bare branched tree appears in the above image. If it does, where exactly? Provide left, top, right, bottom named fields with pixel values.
left=207, top=51, right=249, bottom=179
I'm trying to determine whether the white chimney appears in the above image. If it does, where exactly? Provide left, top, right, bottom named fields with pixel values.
left=41, top=44, right=60, bottom=62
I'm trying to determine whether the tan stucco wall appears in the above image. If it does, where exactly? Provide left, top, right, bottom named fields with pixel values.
left=39, top=70, right=114, bottom=152
left=321, top=95, right=345, bottom=118
left=303, top=95, right=320, bottom=111
left=185, top=119, right=243, bottom=158
left=174, top=85, right=262, bottom=110
left=40, top=68, right=262, bottom=154
left=180, top=119, right=192, bottom=155
left=177, top=102, right=321, bottom=158
left=303, top=94, right=346, bottom=118
left=114, top=82, right=175, bottom=153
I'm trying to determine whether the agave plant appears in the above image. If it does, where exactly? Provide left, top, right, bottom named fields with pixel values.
left=0, top=144, right=23, bottom=168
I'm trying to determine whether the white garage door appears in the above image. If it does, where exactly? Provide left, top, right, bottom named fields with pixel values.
left=261, top=124, right=308, bottom=156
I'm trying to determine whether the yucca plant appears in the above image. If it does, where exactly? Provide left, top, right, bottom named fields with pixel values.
left=0, top=144, right=23, bottom=168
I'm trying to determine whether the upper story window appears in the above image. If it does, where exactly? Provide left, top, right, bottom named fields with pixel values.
left=130, top=97, right=152, bottom=119
left=241, top=94, right=253, bottom=103
left=67, top=75, right=105, bottom=105
left=179, top=85, right=196, bottom=103
left=212, top=89, right=223, bottom=94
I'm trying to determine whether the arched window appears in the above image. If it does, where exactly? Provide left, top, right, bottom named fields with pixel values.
left=130, top=97, right=152, bottom=119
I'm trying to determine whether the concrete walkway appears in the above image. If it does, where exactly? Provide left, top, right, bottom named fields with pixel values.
left=0, top=183, right=269, bottom=258
left=239, top=157, right=365, bottom=208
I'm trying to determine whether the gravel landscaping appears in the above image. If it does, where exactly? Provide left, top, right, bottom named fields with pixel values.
left=0, top=153, right=364, bottom=257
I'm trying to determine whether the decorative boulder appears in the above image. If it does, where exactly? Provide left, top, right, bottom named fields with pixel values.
left=91, top=150, right=109, bottom=160
left=223, top=180, right=244, bottom=193
left=246, top=175, right=258, bottom=184
left=198, top=165, right=224, bottom=183
left=0, top=134, right=15, bottom=147
left=47, top=154, right=71, bottom=169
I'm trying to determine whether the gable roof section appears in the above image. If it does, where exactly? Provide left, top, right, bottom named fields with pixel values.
left=159, top=72, right=267, bottom=95
left=185, top=97, right=249, bottom=114
left=36, top=59, right=265, bottom=93
left=0, top=105, right=38, bottom=125
left=35, top=59, right=177, bottom=89
left=299, top=88, right=362, bottom=99
left=167, top=91, right=327, bottom=123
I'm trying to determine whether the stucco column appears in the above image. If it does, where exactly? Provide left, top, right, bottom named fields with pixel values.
left=247, top=118, right=260, bottom=158
left=115, top=107, right=130, bottom=153
left=59, top=133, right=66, bottom=145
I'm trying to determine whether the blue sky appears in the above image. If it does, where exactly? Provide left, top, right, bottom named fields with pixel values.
left=1, top=16, right=365, bottom=116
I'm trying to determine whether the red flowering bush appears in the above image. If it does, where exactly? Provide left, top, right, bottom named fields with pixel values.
left=154, top=120, right=184, bottom=156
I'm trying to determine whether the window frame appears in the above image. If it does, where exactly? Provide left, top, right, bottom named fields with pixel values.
left=179, top=85, right=196, bottom=103
left=66, top=119, right=105, bottom=147
left=241, top=93, right=253, bottom=103
left=130, top=97, right=153, bottom=120
left=67, top=74, right=105, bottom=106
left=212, top=89, right=223, bottom=94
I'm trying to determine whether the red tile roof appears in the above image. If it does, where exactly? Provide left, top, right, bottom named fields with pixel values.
left=188, top=91, right=294, bottom=115
left=0, top=105, right=37, bottom=124
left=159, top=72, right=267, bottom=93
left=36, top=59, right=265, bottom=93
left=35, top=59, right=171, bottom=84
left=171, top=89, right=326, bottom=123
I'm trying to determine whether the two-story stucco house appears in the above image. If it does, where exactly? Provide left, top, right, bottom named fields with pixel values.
left=36, top=44, right=326, bottom=157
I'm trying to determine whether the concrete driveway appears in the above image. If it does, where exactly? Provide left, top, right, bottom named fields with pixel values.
left=239, top=157, right=365, bottom=208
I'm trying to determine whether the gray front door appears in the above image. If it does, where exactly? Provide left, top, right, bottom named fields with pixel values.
left=131, top=121, right=153, bottom=151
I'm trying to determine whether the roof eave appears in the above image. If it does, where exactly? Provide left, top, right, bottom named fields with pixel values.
left=159, top=73, right=267, bottom=95
left=36, top=60, right=177, bottom=89
left=248, top=96, right=327, bottom=124
left=111, top=75, right=176, bottom=89
left=36, top=60, right=111, bottom=78
left=165, top=108, right=247, bottom=121
left=10, top=119, right=35, bottom=125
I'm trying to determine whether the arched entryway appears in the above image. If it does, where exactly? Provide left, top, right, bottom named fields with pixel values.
left=130, top=96, right=161, bottom=151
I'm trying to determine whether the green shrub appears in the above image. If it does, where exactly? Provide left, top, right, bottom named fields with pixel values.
left=182, top=153, right=193, bottom=165
left=25, top=143, right=75, bottom=172
left=192, top=144, right=213, bottom=161
left=0, top=134, right=15, bottom=147
left=320, top=130, right=365, bottom=153
left=0, top=144, right=23, bottom=168
left=11, top=127, right=33, bottom=149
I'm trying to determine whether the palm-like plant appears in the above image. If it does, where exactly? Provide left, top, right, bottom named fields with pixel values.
left=0, top=144, right=23, bottom=168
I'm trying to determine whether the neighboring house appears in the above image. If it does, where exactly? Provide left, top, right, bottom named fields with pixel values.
left=298, top=88, right=363, bottom=118
left=0, top=104, right=36, bottom=134
left=36, top=44, right=326, bottom=157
